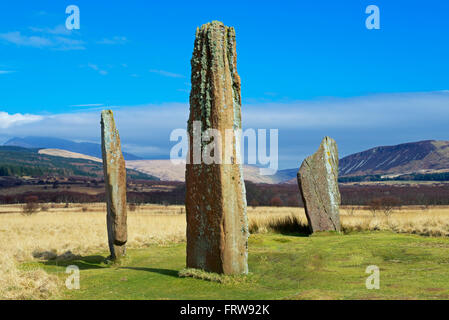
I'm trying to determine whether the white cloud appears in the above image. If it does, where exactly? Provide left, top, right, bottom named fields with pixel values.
left=0, top=112, right=43, bottom=129
left=0, top=26, right=85, bottom=50
left=0, top=70, right=15, bottom=74
left=29, top=25, right=72, bottom=36
left=87, top=63, right=108, bottom=75
left=0, top=31, right=52, bottom=47
left=149, top=69, right=184, bottom=78
left=52, top=36, right=85, bottom=51
left=243, top=91, right=449, bottom=130
left=97, top=36, right=128, bottom=45
left=70, top=104, right=104, bottom=108
left=1, top=91, right=448, bottom=167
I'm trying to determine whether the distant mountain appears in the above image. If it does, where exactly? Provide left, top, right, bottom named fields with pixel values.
left=0, top=146, right=155, bottom=180
left=264, top=140, right=449, bottom=184
left=339, top=140, right=449, bottom=177
left=126, top=160, right=297, bottom=184
left=37, top=149, right=293, bottom=184
left=4, top=139, right=449, bottom=183
left=4, top=137, right=141, bottom=161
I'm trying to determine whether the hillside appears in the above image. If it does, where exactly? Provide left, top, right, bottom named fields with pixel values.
left=113, top=160, right=285, bottom=184
left=340, top=140, right=449, bottom=177
left=0, top=146, right=155, bottom=180
left=5, top=139, right=449, bottom=184
left=4, top=136, right=141, bottom=161
left=38, top=149, right=285, bottom=184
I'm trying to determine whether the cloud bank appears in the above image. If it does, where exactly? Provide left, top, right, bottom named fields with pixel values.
left=0, top=112, right=44, bottom=129
left=1, top=91, right=448, bottom=168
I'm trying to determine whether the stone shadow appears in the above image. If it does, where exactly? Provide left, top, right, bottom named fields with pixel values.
left=37, top=252, right=107, bottom=270
left=121, top=267, right=179, bottom=278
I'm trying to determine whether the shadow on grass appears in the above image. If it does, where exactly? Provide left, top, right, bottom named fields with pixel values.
left=121, top=267, right=179, bottom=278
left=38, top=253, right=180, bottom=277
left=38, top=253, right=107, bottom=270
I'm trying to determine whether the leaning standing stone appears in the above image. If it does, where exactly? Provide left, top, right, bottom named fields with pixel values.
left=101, top=110, right=127, bottom=259
left=297, top=136, right=341, bottom=232
left=186, top=21, right=249, bottom=275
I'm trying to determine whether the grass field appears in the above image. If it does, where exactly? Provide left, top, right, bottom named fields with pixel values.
left=27, top=232, right=449, bottom=300
left=2, top=204, right=449, bottom=299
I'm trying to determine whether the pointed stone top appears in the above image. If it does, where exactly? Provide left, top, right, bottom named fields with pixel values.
left=200, top=20, right=225, bottom=28
left=322, top=136, right=336, bottom=144
left=320, top=136, right=338, bottom=155
left=196, top=21, right=235, bottom=36
left=101, top=109, right=113, bottom=117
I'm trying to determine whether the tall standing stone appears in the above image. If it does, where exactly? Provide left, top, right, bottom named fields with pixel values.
left=186, top=21, right=249, bottom=275
left=297, top=137, right=341, bottom=233
left=101, top=110, right=127, bottom=260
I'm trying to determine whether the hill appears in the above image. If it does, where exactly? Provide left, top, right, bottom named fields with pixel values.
left=126, top=160, right=287, bottom=184
left=4, top=136, right=141, bottom=161
left=264, top=140, right=449, bottom=184
left=37, top=149, right=285, bottom=184
left=0, top=146, right=155, bottom=180
left=5, top=139, right=449, bottom=183
left=340, top=140, right=449, bottom=177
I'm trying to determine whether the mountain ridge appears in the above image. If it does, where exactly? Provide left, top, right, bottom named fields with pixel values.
left=3, top=139, right=449, bottom=183
left=4, top=136, right=141, bottom=161
left=0, top=146, right=155, bottom=180
left=339, top=140, right=449, bottom=176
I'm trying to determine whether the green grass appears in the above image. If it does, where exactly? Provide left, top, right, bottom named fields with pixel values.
left=28, top=231, right=449, bottom=300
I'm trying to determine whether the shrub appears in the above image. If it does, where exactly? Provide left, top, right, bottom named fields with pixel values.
left=287, top=196, right=299, bottom=207
left=22, top=196, right=39, bottom=215
left=270, top=196, right=283, bottom=207
left=379, top=196, right=401, bottom=217
left=128, top=203, right=138, bottom=212
left=368, top=197, right=401, bottom=217
left=367, top=198, right=382, bottom=217
left=249, top=199, right=259, bottom=209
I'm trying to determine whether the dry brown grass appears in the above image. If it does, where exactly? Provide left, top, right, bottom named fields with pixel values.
left=249, top=205, right=449, bottom=237
left=0, top=203, right=186, bottom=300
left=339, top=205, right=449, bottom=237
left=1, top=203, right=449, bottom=299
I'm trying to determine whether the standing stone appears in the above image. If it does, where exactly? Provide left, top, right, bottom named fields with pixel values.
left=186, top=21, right=249, bottom=275
left=297, top=137, right=341, bottom=233
left=101, top=110, right=127, bottom=260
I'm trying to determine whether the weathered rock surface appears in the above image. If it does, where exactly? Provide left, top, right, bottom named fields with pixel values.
left=297, top=137, right=341, bottom=232
left=186, top=21, right=249, bottom=275
left=101, top=110, right=127, bottom=259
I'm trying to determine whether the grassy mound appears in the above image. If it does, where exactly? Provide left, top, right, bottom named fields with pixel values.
left=26, top=231, right=449, bottom=300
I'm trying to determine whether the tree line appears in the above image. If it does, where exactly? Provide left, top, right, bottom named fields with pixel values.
left=2, top=181, right=449, bottom=206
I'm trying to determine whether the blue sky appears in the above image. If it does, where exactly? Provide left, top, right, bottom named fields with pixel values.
left=0, top=0, right=448, bottom=169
